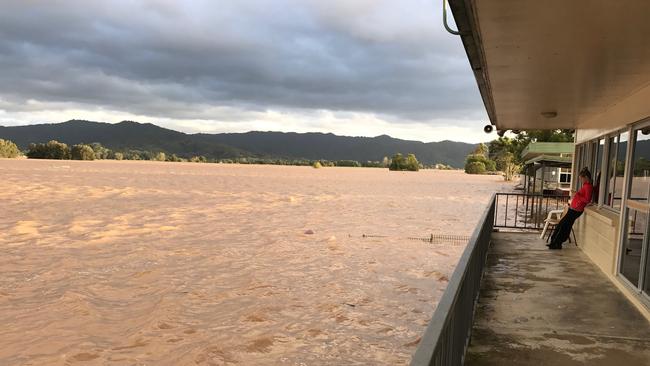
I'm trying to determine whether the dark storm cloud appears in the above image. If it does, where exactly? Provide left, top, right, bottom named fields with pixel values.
left=0, top=0, right=484, bottom=122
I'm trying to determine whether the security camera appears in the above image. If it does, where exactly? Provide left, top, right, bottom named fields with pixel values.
left=497, top=130, right=506, bottom=137
left=484, top=124, right=494, bottom=134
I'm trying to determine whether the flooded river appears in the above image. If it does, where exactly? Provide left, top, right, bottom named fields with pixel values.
left=0, top=160, right=509, bottom=365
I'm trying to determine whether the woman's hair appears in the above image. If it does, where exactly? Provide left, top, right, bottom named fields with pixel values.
left=579, top=167, right=592, bottom=183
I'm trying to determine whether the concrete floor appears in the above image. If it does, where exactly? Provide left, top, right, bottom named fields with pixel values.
left=465, top=232, right=650, bottom=366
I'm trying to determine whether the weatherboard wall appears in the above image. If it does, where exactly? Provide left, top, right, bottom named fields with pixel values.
left=574, top=207, right=650, bottom=321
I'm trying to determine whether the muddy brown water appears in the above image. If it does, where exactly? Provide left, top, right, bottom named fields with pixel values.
left=0, top=160, right=510, bottom=365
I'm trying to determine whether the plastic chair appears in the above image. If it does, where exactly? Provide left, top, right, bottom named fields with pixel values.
left=541, top=207, right=577, bottom=245
left=540, top=209, right=564, bottom=239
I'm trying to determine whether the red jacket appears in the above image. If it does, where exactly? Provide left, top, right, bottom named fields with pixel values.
left=571, top=182, right=593, bottom=212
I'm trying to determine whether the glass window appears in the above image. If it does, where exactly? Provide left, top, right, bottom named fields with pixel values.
left=604, top=133, right=628, bottom=210
left=559, top=168, right=571, bottom=184
left=613, top=132, right=629, bottom=210
left=574, top=144, right=585, bottom=191
left=592, top=139, right=604, bottom=203
left=605, top=137, right=616, bottom=206
left=630, top=128, right=650, bottom=203
left=621, top=208, right=645, bottom=287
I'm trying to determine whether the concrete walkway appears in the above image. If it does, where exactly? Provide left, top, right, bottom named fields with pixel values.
left=465, top=232, right=650, bottom=366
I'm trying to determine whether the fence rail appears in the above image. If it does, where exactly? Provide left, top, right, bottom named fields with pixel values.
left=494, top=193, right=570, bottom=230
left=410, top=194, right=495, bottom=366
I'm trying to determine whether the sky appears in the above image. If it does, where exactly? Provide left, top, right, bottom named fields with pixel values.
left=0, top=0, right=490, bottom=143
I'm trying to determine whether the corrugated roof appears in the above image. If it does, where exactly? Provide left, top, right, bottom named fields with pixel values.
left=524, top=154, right=573, bottom=167
left=520, top=142, right=574, bottom=159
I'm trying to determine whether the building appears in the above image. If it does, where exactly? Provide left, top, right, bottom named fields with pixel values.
left=412, top=1, right=650, bottom=365
left=520, top=142, right=573, bottom=194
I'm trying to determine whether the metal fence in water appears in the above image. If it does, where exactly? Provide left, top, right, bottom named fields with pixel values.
left=410, top=194, right=495, bottom=366
left=360, top=234, right=471, bottom=246
left=407, top=234, right=471, bottom=246
left=493, top=193, right=570, bottom=230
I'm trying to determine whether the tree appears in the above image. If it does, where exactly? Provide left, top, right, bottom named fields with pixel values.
left=390, top=153, right=404, bottom=170
left=114, top=152, right=124, bottom=160
left=389, top=153, right=420, bottom=171
left=517, top=129, right=574, bottom=143
left=473, top=143, right=489, bottom=157
left=26, top=140, right=71, bottom=159
left=488, top=137, right=520, bottom=168
left=465, top=161, right=487, bottom=174
left=166, top=154, right=183, bottom=162
left=465, top=154, right=496, bottom=172
left=153, top=152, right=166, bottom=161
left=488, top=130, right=575, bottom=169
left=0, top=139, right=21, bottom=158
left=126, top=150, right=142, bottom=160
left=335, top=160, right=362, bottom=167
left=89, top=142, right=111, bottom=159
left=71, top=144, right=96, bottom=160
left=382, top=156, right=390, bottom=168
left=497, top=152, right=520, bottom=181
left=405, top=154, right=420, bottom=171
left=190, top=155, right=207, bottom=163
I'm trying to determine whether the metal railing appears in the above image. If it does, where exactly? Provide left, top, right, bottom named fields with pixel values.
left=410, top=194, right=495, bottom=366
left=494, top=193, right=570, bottom=230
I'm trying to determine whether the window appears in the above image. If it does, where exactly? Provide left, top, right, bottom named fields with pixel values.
left=607, top=121, right=650, bottom=300
left=604, top=132, right=628, bottom=210
left=620, top=207, right=646, bottom=286
left=614, top=132, right=629, bottom=210
left=592, top=139, right=604, bottom=202
left=574, top=144, right=586, bottom=191
left=559, top=168, right=571, bottom=184
left=573, top=139, right=604, bottom=202
left=621, top=125, right=650, bottom=290
left=630, top=128, right=650, bottom=203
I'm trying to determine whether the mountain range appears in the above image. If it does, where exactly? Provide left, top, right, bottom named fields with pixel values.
left=0, top=120, right=476, bottom=167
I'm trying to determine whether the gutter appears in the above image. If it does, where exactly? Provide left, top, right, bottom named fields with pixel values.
left=447, top=0, right=497, bottom=127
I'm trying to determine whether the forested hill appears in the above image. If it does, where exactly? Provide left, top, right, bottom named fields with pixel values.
left=0, top=120, right=476, bottom=167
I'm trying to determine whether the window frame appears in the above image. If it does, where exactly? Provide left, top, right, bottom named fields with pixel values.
left=617, top=120, right=650, bottom=298
left=598, top=130, right=630, bottom=212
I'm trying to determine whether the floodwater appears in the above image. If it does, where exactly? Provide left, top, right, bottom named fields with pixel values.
left=0, top=160, right=511, bottom=365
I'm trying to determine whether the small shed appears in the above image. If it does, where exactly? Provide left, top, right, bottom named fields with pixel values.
left=523, top=155, right=573, bottom=195
left=520, top=142, right=574, bottom=195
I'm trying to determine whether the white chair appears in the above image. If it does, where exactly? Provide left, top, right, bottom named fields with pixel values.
left=540, top=209, right=564, bottom=239
left=540, top=207, right=578, bottom=245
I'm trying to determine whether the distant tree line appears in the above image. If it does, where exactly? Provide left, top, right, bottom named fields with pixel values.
left=1, top=138, right=454, bottom=171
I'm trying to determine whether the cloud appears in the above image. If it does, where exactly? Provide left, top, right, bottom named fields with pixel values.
left=0, top=0, right=488, bottom=142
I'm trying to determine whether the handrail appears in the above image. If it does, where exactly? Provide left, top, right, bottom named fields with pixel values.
left=410, top=194, right=495, bottom=365
left=493, top=193, right=570, bottom=230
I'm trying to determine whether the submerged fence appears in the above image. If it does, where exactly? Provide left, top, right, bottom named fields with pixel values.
left=360, top=234, right=471, bottom=246
left=493, top=193, right=570, bottom=230
left=410, top=194, right=495, bottom=366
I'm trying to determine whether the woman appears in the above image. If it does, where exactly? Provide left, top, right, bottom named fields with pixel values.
left=549, top=167, right=593, bottom=249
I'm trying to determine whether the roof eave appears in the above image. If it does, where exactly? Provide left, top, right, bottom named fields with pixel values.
left=448, top=0, right=497, bottom=127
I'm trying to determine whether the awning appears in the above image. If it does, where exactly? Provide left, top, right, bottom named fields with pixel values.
left=524, top=155, right=572, bottom=173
